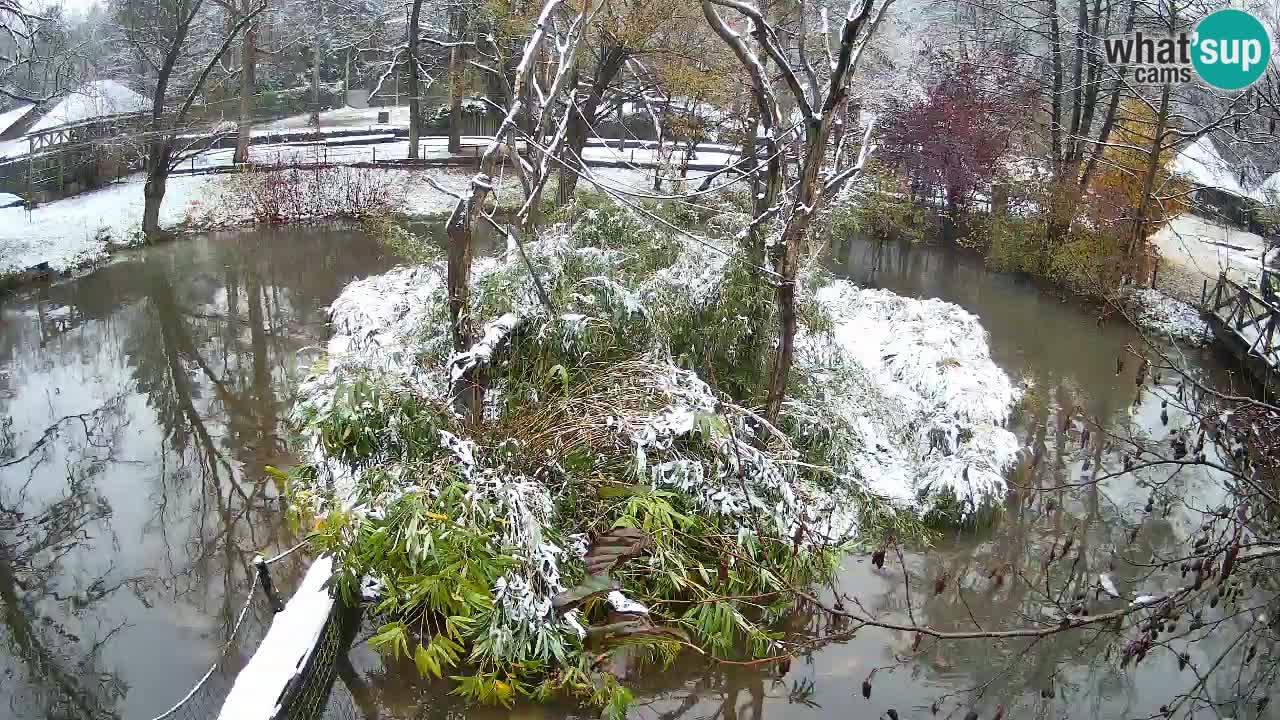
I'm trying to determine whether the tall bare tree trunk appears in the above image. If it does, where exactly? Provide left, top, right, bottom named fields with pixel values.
left=556, top=45, right=626, bottom=203
left=447, top=9, right=466, bottom=154
left=234, top=4, right=256, bottom=165
left=1130, top=82, right=1172, bottom=260
left=143, top=139, right=172, bottom=236
left=309, top=4, right=322, bottom=128
left=407, top=0, right=423, bottom=159
left=762, top=134, right=824, bottom=425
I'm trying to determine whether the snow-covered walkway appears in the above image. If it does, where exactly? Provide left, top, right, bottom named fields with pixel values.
left=0, top=161, right=668, bottom=279
left=1149, top=213, right=1269, bottom=304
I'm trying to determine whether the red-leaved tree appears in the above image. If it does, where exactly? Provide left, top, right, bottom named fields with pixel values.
left=879, top=53, right=1032, bottom=216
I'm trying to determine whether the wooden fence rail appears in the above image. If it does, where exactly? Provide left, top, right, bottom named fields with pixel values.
left=1204, top=272, right=1280, bottom=388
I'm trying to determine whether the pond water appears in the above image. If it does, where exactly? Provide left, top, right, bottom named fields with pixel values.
left=0, top=227, right=1259, bottom=720
left=0, top=225, right=404, bottom=720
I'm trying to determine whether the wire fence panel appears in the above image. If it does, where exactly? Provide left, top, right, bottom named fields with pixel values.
left=277, top=603, right=362, bottom=720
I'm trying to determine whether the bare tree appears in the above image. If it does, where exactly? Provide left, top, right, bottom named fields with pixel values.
left=0, top=0, right=75, bottom=103
left=702, top=0, right=891, bottom=426
left=112, top=0, right=265, bottom=235
left=440, top=0, right=590, bottom=413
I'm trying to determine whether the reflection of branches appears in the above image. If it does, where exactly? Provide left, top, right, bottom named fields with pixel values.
left=0, top=407, right=117, bottom=469
left=0, top=459, right=127, bottom=720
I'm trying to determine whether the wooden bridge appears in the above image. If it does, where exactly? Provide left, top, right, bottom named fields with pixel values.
left=1203, top=272, right=1280, bottom=391
left=0, top=112, right=145, bottom=200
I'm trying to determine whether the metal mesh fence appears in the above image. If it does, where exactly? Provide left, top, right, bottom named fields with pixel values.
left=276, top=602, right=361, bottom=720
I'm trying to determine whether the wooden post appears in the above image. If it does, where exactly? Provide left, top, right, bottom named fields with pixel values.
left=1150, top=258, right=1158, bottom=289
left=255, top=556, right=285, bottom=613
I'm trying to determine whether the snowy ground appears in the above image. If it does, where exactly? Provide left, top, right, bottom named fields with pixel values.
left=1149, top=213, right=1268, bottom=303
left=256, top=105, right=414, bottom=132
left=0, top=159, right=666, bottom=279
left=0, top=174, right=215, bottom=274
left=179, top=135, right=739, bottom=176
left=1123, top=287, right=1213, bottom=346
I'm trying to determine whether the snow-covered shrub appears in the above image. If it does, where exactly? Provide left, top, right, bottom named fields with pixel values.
left=214, top=164, right=407, bottom=224
left=290, top=199, right=1020, bottom=714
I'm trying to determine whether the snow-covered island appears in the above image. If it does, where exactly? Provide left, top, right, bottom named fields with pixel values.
left=287, top=202, right=1021, bottom=711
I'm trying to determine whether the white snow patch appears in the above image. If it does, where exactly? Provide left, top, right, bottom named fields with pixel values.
left=27, top=80, right=148, bottom=133
left=606, top=590, right=649, bottom=615
left=448, top=312, right=520, bottom=382
left=0, top=173, right=215, bottom=275
left=0, top=103, right=33, bottom=135
left=1173, top=136, right=1259, bottom=201
left=809, top=282, right=1021, bottom=515
left=1149, top=213, right=1268, bottom=289
left=217, top=556, right=335, bottom=720
left=1099, top=573, right=1121, bottom=599
left=1125, top=288, right=1212, bottom=346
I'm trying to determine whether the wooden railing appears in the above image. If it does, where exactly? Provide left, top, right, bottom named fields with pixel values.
left=1205, top=272, right=1280, bottom=369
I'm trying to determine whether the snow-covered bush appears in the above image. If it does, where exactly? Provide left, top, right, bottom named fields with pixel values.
left=289, top=201, right=1020, bottom=714
left=211, top=164, right=407, bottom=225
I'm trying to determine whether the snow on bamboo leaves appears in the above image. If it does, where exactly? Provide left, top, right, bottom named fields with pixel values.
left=288, top=204, right=1019, bottom=710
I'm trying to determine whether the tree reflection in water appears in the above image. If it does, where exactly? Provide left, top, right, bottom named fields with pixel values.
left=0, top=226, right=401, bottom=720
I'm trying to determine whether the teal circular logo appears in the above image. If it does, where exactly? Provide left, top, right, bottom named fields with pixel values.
left=1192, top=9, right=1271, bottom=90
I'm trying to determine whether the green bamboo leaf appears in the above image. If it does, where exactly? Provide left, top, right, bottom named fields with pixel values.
left=414, top=642, right=433, bottom=677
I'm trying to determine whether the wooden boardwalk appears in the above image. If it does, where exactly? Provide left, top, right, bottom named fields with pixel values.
left=1203, top=272, right=1280, bottom=391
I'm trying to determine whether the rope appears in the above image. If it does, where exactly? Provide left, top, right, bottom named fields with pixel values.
left=146, top=571, right=260, bottom=720
left=142, top=536, right=313, bottom=720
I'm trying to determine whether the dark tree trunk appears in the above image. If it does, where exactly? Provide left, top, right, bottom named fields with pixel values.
left=407, top=0, right=423, bottom=159
left=309, top=3, right=322, bottom=128
left=142, top=139, right=172, bottom=236
left=1048, top=0, right=1064, bottom=177
left=556, top=44, right=626, bottom=203
left=447, top=9, right=466, bottom=154
left=1130, top=82, right=1172, bottom=259
left=234, top=5, right=256, bottom=165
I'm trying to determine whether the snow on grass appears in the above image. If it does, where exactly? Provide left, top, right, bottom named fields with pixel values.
left=297, top=212, right=1020, bottom=528
left=0, top=174, right=216, bottom=275
left=216, top=556, right=335, bottom=720
left=1125, top=287, right=1212, bottom=346
left=0, top=165, right=526, bottom=278
left=286, top=207, right=1023, bottom=696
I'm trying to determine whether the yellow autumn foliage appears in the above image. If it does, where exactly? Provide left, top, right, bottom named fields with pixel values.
left=1090, top=99, right=1188, bottom=235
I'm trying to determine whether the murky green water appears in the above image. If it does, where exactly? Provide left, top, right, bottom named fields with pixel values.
left=0, top=225, right=403, bottom=720
left=0, top=228, right=1262, bottom=720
